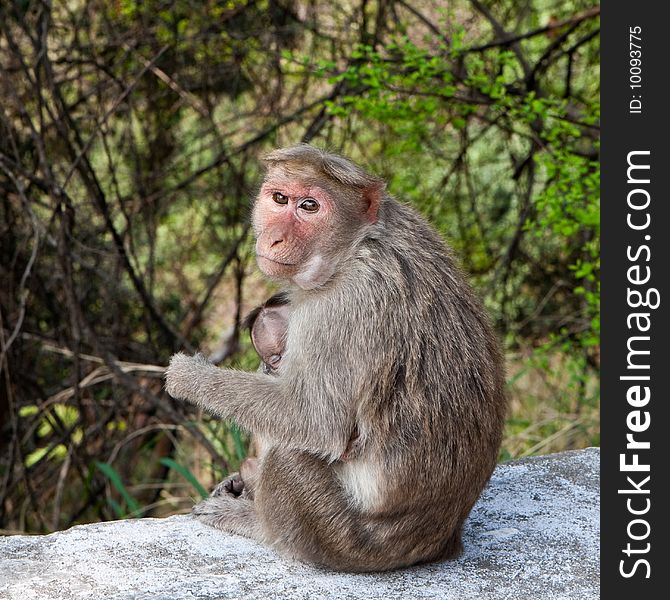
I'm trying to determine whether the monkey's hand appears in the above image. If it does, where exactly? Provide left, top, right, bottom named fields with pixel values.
left=164, top=352, right=212, bottom=403
left=164, top=352, right=278, bottom=425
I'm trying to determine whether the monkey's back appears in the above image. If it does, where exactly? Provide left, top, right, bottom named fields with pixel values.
left=340, top=198, right=506, bottom=560
left=356, top=197, right=506, bottom=438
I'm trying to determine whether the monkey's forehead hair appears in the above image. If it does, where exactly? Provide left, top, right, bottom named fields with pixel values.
left=263, top=144, right=383, bottom=190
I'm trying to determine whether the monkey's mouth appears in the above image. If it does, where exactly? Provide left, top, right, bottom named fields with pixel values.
left=257, top=255, right=296, bottom=267
left=256, top=255, right=299, bottom=277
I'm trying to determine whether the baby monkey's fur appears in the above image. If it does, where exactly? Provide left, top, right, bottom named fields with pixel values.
left=165, top=145, right=507, bottom=572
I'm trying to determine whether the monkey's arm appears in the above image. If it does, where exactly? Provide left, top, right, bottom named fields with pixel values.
left=165, top=353, right=352, bottom=459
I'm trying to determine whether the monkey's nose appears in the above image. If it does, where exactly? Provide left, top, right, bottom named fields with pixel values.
left=271, top=238, right=283, bottom=247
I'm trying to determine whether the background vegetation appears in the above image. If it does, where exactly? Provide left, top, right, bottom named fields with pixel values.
left=0, top=0, right=599, bottom=533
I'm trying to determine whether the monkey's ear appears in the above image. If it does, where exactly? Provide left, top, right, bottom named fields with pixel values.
left=363, top=182, right=384, bottom=224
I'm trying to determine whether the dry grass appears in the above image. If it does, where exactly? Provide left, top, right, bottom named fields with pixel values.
left=501, top=346, right=599, bottom=460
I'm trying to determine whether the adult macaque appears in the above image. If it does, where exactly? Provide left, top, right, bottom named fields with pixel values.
left=165, top=145, right=507, bottom=572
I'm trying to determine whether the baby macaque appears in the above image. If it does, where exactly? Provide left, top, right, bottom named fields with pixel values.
left=245, top=292, right=290, bottom=376
left=225, top=294, right=361, bottom=500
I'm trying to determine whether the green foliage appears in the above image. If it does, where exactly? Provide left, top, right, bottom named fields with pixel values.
left=96, top=457, right=214, bottom=517
left=293, top=28, right=600, bottom=362
left=532, top=145, right=600, bottom=348
left=159, top=458, right=209, bottom=499
left=21, top=404, right=82, bottom=468
left=1, top=0, right=600, bottom=533
left=95, top=462, right=142, bottom=518
left=285, top=11, right=600, bottom=457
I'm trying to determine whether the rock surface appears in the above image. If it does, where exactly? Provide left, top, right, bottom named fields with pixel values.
left=0, top=448, right=599, bottom=600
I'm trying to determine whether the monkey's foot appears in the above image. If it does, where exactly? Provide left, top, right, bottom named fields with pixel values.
left=211, top=472, right=244, bottom=497
left=192, top=495, right=263, bottom=540
left=192, top=495, right=224, bottom=519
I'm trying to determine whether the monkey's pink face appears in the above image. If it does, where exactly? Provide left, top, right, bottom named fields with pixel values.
left=253, top=179, right=337, bottom=289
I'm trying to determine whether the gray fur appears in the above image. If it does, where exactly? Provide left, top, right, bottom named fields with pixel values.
left=165, top=145, right=507, bottom=572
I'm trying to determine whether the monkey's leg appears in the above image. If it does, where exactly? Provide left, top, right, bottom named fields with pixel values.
left=192, top=494, right=265, bottom=542
left=254, top=448, right=463, bottom=572
left=252, top=450, right=388, bottom=571
left=239, top=458, right=259, bottom=500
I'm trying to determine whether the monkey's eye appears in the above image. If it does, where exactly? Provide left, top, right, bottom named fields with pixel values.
left=272, top=192, right=289, bottom=204
left=298, top=197, right=319, bottom=213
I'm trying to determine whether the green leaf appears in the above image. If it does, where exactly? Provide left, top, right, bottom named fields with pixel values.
left=160, top=457, right=208, bottom=499
left=109, top=498, right=125, bottom=519
left=95, top=462, right=141, bottom=517
left=19, top=405, right=39, bottom=417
